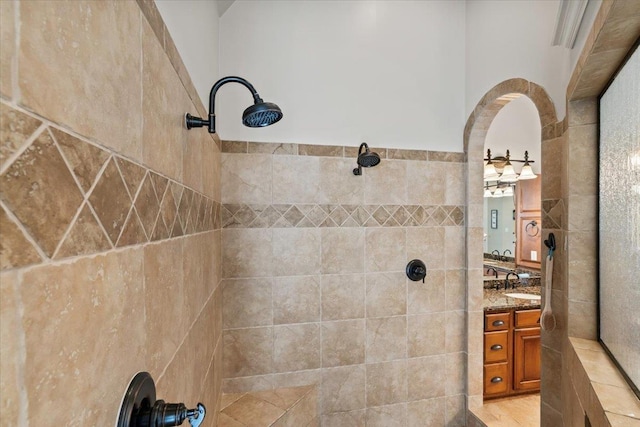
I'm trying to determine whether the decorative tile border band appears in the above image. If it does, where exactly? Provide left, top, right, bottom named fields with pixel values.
left=221, top=140, right=467, bottom=163
left=0, top=103, right=220, bottom=271
left=222, top=203, right=465, bottom=229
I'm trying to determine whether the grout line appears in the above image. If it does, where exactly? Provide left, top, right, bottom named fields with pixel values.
left=12, top=0, right=21, bottom=105
left=0, top=122, right=47, bottom=176
left=0, top=199, right=48, bottom=262
left=13, top=269, right=29, bottom=427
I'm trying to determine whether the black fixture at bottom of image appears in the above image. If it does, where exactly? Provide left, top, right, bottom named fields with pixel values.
left=117, top=372, right=206, bottom=427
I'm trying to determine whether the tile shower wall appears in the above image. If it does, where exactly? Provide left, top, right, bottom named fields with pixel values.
left=220, top=142, right=468, bottom=426
left=0, top=2, right=221, bottom=426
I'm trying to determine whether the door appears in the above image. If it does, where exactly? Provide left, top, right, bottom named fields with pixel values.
left=513, top=327, right=541, bottom=391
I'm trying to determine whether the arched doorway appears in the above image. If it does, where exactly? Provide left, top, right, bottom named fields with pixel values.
left=464, top=78, right=559, bottom=414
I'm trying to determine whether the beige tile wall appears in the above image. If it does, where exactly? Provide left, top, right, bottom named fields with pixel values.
left=219, top=144, right=468, bottom=426
left=0, top=1, right=222, bottom=426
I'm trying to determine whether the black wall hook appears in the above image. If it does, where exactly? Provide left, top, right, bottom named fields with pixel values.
left=544, top=233, right=556, bottom=251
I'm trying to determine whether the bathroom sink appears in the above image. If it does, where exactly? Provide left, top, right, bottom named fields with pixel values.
left=504, top=293, right=541, bottom=300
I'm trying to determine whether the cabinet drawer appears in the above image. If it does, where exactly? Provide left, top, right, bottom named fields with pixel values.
left=515, top=309, right=540, bottom=328
left=485, top=312, right=510, bottom=331
left=484, top=331, right=508, bottom=363
left=484, top=363, right=509, bottom=395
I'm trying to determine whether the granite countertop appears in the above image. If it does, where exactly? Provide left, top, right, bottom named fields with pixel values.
left=483, top=285, right=542, bottom=311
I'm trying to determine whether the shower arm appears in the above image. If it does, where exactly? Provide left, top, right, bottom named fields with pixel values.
left=188, top=76, right=264, bottom=134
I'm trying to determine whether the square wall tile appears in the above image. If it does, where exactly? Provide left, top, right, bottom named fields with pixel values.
left=366, top=403, right=407, bottom=427
left=21, top=249, right=146, bottom=426
left=222, top=154, right=272, bottom=204
left=272, top=228, right=321, bottom=277
left=223, top=327, right=273, bottom=378
left=273, top=324, right=321, bottom=373
left=364, top=160, right=407, bottom=205
left=365, top=228, right=405, bottom=273
left=366, top=272, right=407, bottom=317
left=407, top=270, right=445, bottom=314
left=366, top=360, right=407, bottom=406
left=273, top=155, right=323, bottom=204
left=273, top=275, right=321, bottom=324
left=321, top=228, right=364, bottom=274
left=321, top=319, right=366, bottom=367
left=321, top=274, right=365, bottom=321
left=407, top=355, right=447, bottom=400
left=19, top=1, right=142, bottom=160
left=319, top=157, right=365, bottom=204
left=222, top=228, right=273, bottom=278
left=366, top=316, right=407, bottom=363
left=222, top=278, right=273, bottom=329
left=321, top=365, right=366, bottom=414
left=408, top=313, right=446, bottom=357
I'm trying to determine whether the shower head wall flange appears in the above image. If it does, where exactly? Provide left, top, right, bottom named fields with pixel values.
left=185, top=76, right=283, bottom=134
left=353, top=142, right=381, bottom=175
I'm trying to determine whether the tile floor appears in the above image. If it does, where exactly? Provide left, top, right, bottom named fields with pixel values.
left=217, top=386, right=318, bottom=427
left=473, top=394, right=540, bottom=427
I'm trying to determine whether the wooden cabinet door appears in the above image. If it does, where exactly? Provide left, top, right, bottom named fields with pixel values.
left=513, top=327, right=541, bottom=391
left=515, top=176, right=541, bottom=269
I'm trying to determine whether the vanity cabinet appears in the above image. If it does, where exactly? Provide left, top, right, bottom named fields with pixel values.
left=483, top=308, right=540, bottom=399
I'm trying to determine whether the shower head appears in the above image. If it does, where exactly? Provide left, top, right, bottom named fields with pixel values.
left=353, top=143, right=381, bottom=175
left=185, top=76, right=283, bottom=134
left=242, top=100, right=283, bottom=128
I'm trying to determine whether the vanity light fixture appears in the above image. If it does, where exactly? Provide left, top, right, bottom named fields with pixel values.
left=483, top=149, right=500, bottom=181
left=484, top=188, right=493, bottom=198
left=517, top=151, right=537, bottom=180
left=492, top=188, right=504, bottom=198
left=483, top=149, right=536, bottom=182
left=502, top=185, right=514, bottom=197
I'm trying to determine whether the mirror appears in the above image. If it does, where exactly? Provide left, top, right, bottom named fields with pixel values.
left=482, top=96, right=542, bottom=274
left=483, top=193, right=515, bottom=258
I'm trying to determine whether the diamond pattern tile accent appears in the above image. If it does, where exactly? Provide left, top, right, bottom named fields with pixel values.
left=55, top=204, right=111, bottom=259
left=116, top=157, right=146, bottom=200
left=134, top=173, right=160, bottom=239
left=177, top=188, right=193, bottom=233
left=0, top=116, right=219, bottom=271
left=89, top=158, right=132, bottom=245
left=219, top=203, right=465, bottom=229
left=0, top=204, right=42, bottom=269
left=117, top=208, right=147, bottom=247
left=0, top=129, right=83, bottom=256
left=0, top=103, right=42, bottom=169
left=52, top=128, right=109, bottom=193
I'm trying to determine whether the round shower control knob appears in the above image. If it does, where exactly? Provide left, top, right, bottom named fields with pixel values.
left=406, top=259, right=427, bottom=283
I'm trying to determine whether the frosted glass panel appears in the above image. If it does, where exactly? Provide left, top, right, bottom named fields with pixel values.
left=599, top=45, right=640, bottom=395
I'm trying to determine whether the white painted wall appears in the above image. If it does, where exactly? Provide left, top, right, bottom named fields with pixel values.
left=465, top=0, right=567, bottom=120
left=157, top=0, right=601, bottom=151
left=155, top=0, right=220, bottom=108
left=484, top=96, right=542, bottom=174
left=218, top=0, right=466, bottom=151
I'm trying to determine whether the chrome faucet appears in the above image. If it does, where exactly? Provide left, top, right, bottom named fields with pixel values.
left=502, top=249, right=512, bottom=257
left=505, top=272, right=519, bottom=290
left=491, top=249, right=500, bottom=260
left=486, top=267, right=498, bottom=278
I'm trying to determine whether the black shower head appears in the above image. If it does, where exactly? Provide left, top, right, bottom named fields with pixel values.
left=242, top=100, right=283, bottom=128
left=353, top=143, right=381, bottom=175
left=185, top=76, right=283, bottom=134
